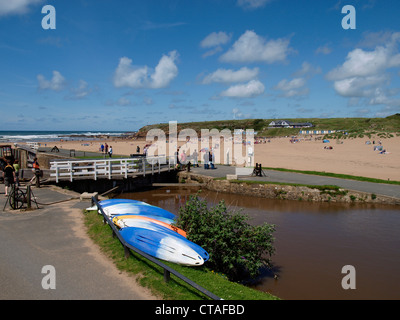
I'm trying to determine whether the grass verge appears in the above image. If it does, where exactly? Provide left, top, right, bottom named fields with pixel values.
left=262, top=167, right=400, bottom=185
left=83, top=209, right=279, bottom=300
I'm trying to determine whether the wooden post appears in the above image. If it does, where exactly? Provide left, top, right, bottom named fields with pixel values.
left=124, top=245, right=130, bottom=259
left=26, top=185, right=31, bottom=209
left=164, top=269, right=171, bottom=283
left=69, top=162, right=73, bottom=182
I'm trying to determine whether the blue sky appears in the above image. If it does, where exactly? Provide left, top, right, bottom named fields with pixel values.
left=1, top=0, right=400, bottom=131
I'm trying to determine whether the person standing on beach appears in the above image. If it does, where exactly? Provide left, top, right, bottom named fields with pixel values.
left=3, top=160, right=16, bottom=196
left=105, top=143, right=108, bottom=154
left=30, top=157, right=41, bottom=188
left=203, top=150, right=209, bottom=169
left=192, top=149, right=199, bottom=167
left=108, top=146, right=113, bottom=158
left=209, top=150, right=214, bottom=169
left=13, top=160, right=20, bottom=187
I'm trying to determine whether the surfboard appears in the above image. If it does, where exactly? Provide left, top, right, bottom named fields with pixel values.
left=112, top=214, right=187, bottom=238
left=119, top=220, right=208, bottom=266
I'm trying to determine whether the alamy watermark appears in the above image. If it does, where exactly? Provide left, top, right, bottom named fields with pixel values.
left=41, top=265, right=56, bottom=290
left=342, top=5, right=356, bottom=30
left=41, top=5, right=56, bottom=30
left=341, top=265, right=356, bottom=290
left=144, top=121, right=255, bottom=169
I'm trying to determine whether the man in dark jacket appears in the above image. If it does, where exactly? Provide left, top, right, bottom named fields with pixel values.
left=3, top=159, right=16, bottom=196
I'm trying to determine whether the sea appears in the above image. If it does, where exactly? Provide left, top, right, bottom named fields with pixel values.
left=0, top=130, right=128, bottom=143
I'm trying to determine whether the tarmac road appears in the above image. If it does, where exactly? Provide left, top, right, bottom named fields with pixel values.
left=0, top=185, right=156, bottom=300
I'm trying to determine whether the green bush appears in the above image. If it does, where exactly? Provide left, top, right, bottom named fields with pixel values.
left=175, top=195, right=276, bottom=281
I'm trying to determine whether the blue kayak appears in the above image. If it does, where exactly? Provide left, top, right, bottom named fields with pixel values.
left=98, top=199, right=176, bottom=220
left=119, top=220, right=209, bottom=266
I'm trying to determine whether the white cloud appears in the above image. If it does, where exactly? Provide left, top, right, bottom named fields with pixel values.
left=315, top=45, right=332, bottom=55
left=113, top=51, right=179, bottom=89
left=200, top=31, right=232, bottom=58
left=332, top=75, right=388, bottom=98
left=200, top=31, right=232, bottom=48
left=326, top=32, right=400, bottom=108
left=292, top=62, right=321, bottom=77
left=202, top=46, right=223, bottom=58
left=150, top=51, right=179, bottom=89
left=221, top=80, right=265, bottom=98
left=37, top=71, right=66, bottom=91
left=0, top=0, right=43, bottom=16
left=220, top=30, right=292, bottom=64
left=326, top=46, right=400, bottom=81
left=117, top=97, right=132, bottom=106
left=69, top=80, right=92, bottom=99
left=237, top=0, right=272, bottom=9
left=274, top=78, right=309, bottom=98
left=202, top=67, right=259, bottom=84
left=274, top=62, right=320, bottom=98
left=275, top=78, right=306, bottom=91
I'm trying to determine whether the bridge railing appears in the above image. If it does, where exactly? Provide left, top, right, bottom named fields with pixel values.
left=50, top=155, right=176, bottom=182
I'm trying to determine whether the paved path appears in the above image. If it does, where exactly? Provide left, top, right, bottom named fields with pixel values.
left=0, top=184, right=156, bottom=300
left=190, top=165, right=400, bottom=199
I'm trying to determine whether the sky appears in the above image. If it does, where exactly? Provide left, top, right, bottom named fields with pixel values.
left=1, top=0, right=400, bottom=131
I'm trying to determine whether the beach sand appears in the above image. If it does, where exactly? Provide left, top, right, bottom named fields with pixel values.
left=39, top=135, right=400, bottom=181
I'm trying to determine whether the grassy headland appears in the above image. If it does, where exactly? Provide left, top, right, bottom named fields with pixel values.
left=135, top=114, right=400, bottom=138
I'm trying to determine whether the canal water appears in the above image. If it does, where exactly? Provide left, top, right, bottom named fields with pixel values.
left=119, top=187, right=400, bottom=300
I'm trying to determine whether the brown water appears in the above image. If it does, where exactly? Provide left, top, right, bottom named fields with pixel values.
left=120, top=187, right=400, bottom=300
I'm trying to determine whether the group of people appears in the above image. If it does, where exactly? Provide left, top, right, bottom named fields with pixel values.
left=175, top=148, right=200, bottom=169
left=2, top=157, right=41, bottom=197
left=100, top=143, right=113, bottom=158
left=203, top=150, right=216, bottom=169
left=173, top=148, right=217, bottom=170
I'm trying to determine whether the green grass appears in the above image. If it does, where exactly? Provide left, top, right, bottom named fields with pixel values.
left=135, top=114, right=400, bottom=138
left=226, top=179, right=348, bottom=195
left=83, top=209, right=279, bottom=300
left=262, top=167, right=400, bottom=185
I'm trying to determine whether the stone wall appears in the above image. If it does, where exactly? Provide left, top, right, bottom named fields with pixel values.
left=178, top=172, right=400, bottom=205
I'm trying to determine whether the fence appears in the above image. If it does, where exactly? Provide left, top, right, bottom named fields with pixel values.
left=91, top=197, right=221, bottom=300
left=50, top=155, right=176, bottom=182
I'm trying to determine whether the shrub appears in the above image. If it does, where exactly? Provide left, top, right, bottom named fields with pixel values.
left=175, top=195, right=276, bottom=281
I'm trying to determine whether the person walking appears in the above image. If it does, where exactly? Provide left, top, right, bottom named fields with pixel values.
left=203, top=151, right=209, bottom=169
left=13, top=159, right=20, bottom=187
left=3, top=160, right=16, bottom=196
left=30, top=157, right=41, bottom=188
left=192, top=149, right=199, bottom=167
left=209, top=150, right=214, bottom=169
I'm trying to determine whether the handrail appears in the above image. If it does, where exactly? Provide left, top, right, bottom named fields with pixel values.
left=50, top=155, right=176, bottom=182
left=91, top=197, right=221, bottom=301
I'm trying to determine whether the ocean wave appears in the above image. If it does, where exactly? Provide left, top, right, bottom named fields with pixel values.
left=0, top=131, right=126, bottom=142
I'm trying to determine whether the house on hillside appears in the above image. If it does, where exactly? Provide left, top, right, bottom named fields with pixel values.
left=268, top=120, right=313, bottom=128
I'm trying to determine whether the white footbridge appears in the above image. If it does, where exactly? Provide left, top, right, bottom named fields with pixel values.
left=50, top=156, right=177, bottom=183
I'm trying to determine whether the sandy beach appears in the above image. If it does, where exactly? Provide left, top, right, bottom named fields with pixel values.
left=39, top=135, right=400, bottom=181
